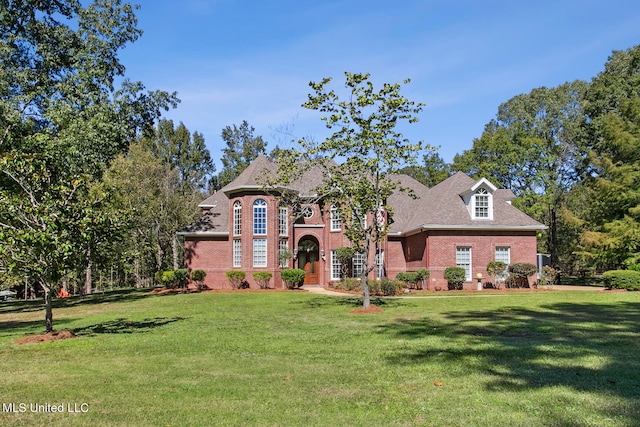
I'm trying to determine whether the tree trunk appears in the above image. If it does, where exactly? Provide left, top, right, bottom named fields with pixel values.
left=85, top=247, right=92, bottom=295
left=171, top=235, right=179, bottom=270
left=361, top=237, right=372, bottom=310
left=41, top=281, right=53, bottom=333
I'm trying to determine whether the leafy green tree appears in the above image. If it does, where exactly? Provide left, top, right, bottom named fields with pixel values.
left=0, top=0, right=177, bottom=332
left=397, top=149, right=451, bottom=187
left=214, top=120, right=267, bottom=190
left=452, top=81, right=588, bottom=267
left=144, top=119, right=215, bottom=191
left=270, top=72, right=424, bottom=310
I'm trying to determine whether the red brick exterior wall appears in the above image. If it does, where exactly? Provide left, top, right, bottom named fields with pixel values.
left=184, top=194, right=540, bottom=290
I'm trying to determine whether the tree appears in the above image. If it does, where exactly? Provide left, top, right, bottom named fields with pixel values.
left=452, top=81, right=588, bottom=267
left=270, top=72, right=424, bottom=310
left=214, top=120, right=267, bottom=190
left=0, top=0, right=177, bottom=332
left=397, top=149, right=451, bottom=187
left=143, top=119, right=215, bottom=192
left=577, top=45, right=640, bottom=269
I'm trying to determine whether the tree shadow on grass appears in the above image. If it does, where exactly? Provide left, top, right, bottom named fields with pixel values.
left=299, top=296, right=410, bottom=310
left=377, top=301, right=640, bottom=425
left=0, top=288, right=177, bottom=315
left=72, top=317, right=185, bottom=336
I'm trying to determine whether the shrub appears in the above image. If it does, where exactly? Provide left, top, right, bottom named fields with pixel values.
left=537, top=266, right=557, bottom=288
left=507, top=263, right=537, bottom=288
left=174, top=269, right=189, bottom=288
left=603, top=270, right=640, bottom=291
left=444, top=267, right=466, bottom=290
left=395, top=272, right=416, bottom=287
left=627, top=264, right=640, bottom=272
left=253, top=272, right=273, bottom=289
left=160, top=270, right=177, bottom=289
left=280, top=269, right=305, bottom=289
left=487, top=261, right=507, bottom=289
left=414, top=268, right=430, bottom=289
left=226, top=270, right=246, bottom=289
left=190, top=269, right=207, bottom=289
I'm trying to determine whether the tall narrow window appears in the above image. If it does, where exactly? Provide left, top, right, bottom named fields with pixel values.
left=352, top=251, right=366, bottom=278
left=253, top=239, right=267, bottom=267
left=456, top=246, right=472, bottom=281
left=330, top=206, right=341, bottom=231
left=253, top=199, right=267, bottom=235
left=278, top=239, right=289, bottom=268
left=330, top=250, right=341, bottom=280
left=279, top=207, right=288, bottom=236
left=233, top=239, right=242, bottom=267
left=474, top=188, right=489, bottom=218
left=233, top=201, right=242, bottom=236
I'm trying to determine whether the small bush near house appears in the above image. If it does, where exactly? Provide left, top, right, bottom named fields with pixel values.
left=174, top=269, right=189, bottom=288
left=603, top=270, right=640, bottom=291
left=334, top=278, right=361, bottom=291
left=444, top=267, right=466, bottom=290
left=226, top=270, right=246, bottom=289
left=253, top=272, right=273, bottom=289
left=280, top=269, right=305, bottom=289
left=487, top=261, right=507, bottom=289
left=160, top=270, right=177, bottom=289
left=190, top=269, right=207, bottom=289
left=507, top=263, right=537, bottom=288
left=536, top=266, right=557, bottom=288
left=414, top=268, right=430, bottom=289
left=396, top=272, right=417, bottom=288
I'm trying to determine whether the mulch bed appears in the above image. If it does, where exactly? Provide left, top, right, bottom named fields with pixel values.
left=16, top=330, right=76, bottom=345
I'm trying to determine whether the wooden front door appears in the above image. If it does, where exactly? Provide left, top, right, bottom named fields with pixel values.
left=298, top=237, right=320, bottom=285
left=303, top=260, right=318, bottom=285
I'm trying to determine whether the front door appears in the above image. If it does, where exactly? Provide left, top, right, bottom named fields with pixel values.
left=298, top=237, right=320, bottom=285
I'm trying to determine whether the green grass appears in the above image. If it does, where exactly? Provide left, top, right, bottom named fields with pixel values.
left=1, top=289, right=640, bottom=426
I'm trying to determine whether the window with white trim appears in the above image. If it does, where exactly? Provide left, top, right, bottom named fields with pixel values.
left=253, top=199, right=267, bottom=235
left=330, top=206, right=341, bottom=231
left=233, top=201, right=242, bottom=236
left=456, top=246, right=472, bottom=281
left=253, top=238, right=267, bottom=267
left=233, top=239, right=242, bottom=267
left=278, top=207, right=288, bottom=236
left=352, top=251, right=366, bottom=278
left=330, top=250, right=341, bottom=280
left=278, top=239, right=289, bottom=268
left=474, top=188, right=489, bottom=218
left=495, top=246, right=510, bottom=265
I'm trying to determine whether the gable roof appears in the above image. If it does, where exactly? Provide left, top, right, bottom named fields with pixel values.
left=182, top=160, right=546, bottom=237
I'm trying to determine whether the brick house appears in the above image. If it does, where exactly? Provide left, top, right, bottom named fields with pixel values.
left=179, top=155, right=546, bottom=289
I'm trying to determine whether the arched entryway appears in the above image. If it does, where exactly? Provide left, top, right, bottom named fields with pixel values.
left=297, top=236, right=320, bottom=285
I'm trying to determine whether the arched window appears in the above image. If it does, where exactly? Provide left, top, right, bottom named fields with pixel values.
left=233, top=201, right=242, bottom=236
left=474, top=188, right=490, bottom=219
left=253, top=199, right=267, bottom=235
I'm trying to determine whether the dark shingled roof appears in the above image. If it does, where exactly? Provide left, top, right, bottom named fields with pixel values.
left=180, top=159, right=546, bottom=236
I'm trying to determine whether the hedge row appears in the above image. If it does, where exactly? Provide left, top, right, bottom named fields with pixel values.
left=603, top=270, right=640, bottom=291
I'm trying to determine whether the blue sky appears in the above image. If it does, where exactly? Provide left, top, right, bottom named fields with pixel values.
left=119, top=0, right=640, bottom=168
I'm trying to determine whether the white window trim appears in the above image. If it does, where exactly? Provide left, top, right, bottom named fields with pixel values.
left=233, top=239, right=242, bottom=267
left=233, top=201, right=242, bottom=236
left=253, top=238, right=267, bottom=267
left=472, top=188, right=493, bottom=220
left=456, top=246, right=472, bottom=281
left=279, top=206, right=288, bottom=236
left=253, top=199, right=267, bottom=235
left=330, top=250, right=341, bottom=280
left=330, top=206, right=341, bottom=231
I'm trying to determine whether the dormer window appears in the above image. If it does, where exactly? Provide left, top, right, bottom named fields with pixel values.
left=474, top=188, right=490, bottom=218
